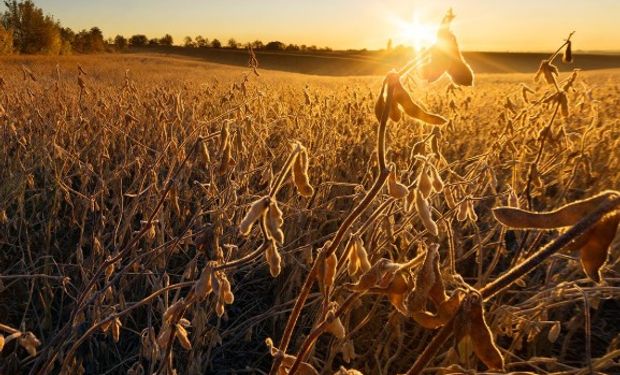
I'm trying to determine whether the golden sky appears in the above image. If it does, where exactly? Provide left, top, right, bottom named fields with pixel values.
left=35, top=0, right=620, bottom=52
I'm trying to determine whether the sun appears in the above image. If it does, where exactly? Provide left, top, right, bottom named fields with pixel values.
left=394, top=14, right=437, bottom=51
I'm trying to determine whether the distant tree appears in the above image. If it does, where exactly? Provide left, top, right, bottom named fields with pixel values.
left=195, top=35, right=207, bottom=48
left=1, top=0, right=62, bottom=54
left=251, top=40, right=263, bottom=50
left=265, top=41, right=285, bottom=51
left=307, top=45, right=318, bottom=52
left=210, top=38, right=221, bottom=48
left=72, top=30, right=89, bottom=52
left=59, top=27, right=74, bottom=54
left=0, top=23, right=12, bottom=54
left=159, top=34, right=173, bottom=46
left=227, top=38, right=238, bottom=49
left=71, top=27, right=104, bottom=53
left=148, top=38, right=159, bottom=46
left=88, top=26, right=104, bottom=52
left=285, top=43, right=300, bottom=51
left=129, top=34, right=148, bottom=47
left=183, top=36, right=195, bottom=48
left=300, top=44, right=307, bottom=52
left=114, top=35, right=127, bottom=50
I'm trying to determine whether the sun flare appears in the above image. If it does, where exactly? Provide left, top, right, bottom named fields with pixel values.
left=393, top=14, right=437, bottom=51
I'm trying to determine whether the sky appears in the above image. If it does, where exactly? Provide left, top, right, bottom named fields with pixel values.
left=32, top=0, right=620, bottom=52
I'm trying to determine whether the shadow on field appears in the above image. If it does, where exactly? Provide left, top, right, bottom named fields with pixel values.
left=130, top=46, right=620, bottom=76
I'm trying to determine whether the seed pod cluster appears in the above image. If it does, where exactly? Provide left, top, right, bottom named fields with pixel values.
left=199, top=136, right=211, bottom=166
left=218, top=121, right=236, bottom=175
left=265, top=337, right=319, bottom=375
left=239, top=196, right=270, bottom=236
left=333, top=368, right=364, bottom=375
left=265, top=239, right=282, bottom=277
left=348, top=258, right=400, bottom=292
left=324, top=303, right=346, bottom=339
left=418, top=166, right=433, bottom=199
left=456, top=196, right=477, bottom=222
left=239, top=196, right=288, bottom=277
left=415, top=189, right=439, bottom=236
left=420, top=9, right=474, bottom=86
left=346, top=236, right=372, bottom=277
left=174, top=320, right=192, bottom=350
left=323, top=252, right=338, bottom=289
left=292, top=144, right=314, bottom=197
left=194, top=264, right=214, bottom=301
left=410, top=244, right=440, bottom=312
left=388, top=170, right=409, bottom=199
left=158, top=301, right=194, bottom=351
left=563, top=40, right=573, bottom=63
left=384, top=271, right=411, bottom=314
left=17, top=332, right=41, bottom=356
left=534, top=60, right=559, bottom=85
left=266, top=200, right=285, bottom=244
left=454, top=292, right=505, bottom=370
left=408, top=244, right=463, bottom=329
left=375, top=72, right=447, bottom=125
left=216, top=271, right=235, bottom=314
left=429, top=164, right=444, bottom=193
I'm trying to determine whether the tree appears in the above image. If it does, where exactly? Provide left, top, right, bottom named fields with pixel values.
left=251, top=40, right=263, bottom=50
left=71, top=27, right=104, bottom=53
left=1, top=0, right=62, bottom=54
left=88, top=26, right=104, bottom=52
left=159, top=34, right=173, bottom=46
left=265, top=41, right=285, bottom=51
left=286, top=43, right=300, bottom=51
left=0, top=23, right=12, bottom=54
left=114, top=35, right=127, bottom=50
left=59, top=27, right=74, bottom=54
left=195, top=35, right=208, bottom=48
left=183, top=36, right=195, bottom=48
left=210, top=38, right=221, bottom=48
left=129, top=34, right=148, bottom=47
left=227, top=38, right=238, bottom=49
left=148, top=38, right=159, bottom=46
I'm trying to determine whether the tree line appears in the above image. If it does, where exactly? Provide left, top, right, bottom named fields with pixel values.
left=0, top=0, right=108, bottom=54
left=0, top=0, right=335, bottom=55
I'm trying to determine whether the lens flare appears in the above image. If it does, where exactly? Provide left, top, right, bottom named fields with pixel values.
left=393, top=14, right=437, bottom=51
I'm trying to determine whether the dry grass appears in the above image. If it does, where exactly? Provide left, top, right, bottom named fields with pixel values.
left=0, top=33, right=620, bottom=375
